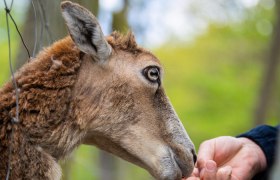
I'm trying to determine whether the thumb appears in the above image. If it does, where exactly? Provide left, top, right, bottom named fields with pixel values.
left=196, top=140, right=216, bottom=171
left=200, top=160, right=217, bottom=180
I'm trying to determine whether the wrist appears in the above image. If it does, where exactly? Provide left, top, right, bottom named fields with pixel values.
left=238, top=137, right=267, bottom=172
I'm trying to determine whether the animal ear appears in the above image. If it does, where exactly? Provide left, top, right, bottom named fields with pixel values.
left=61, top=1, right=111, bottom=62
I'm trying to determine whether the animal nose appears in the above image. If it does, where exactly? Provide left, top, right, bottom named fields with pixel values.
left=191, top=149, right=197, bottom=165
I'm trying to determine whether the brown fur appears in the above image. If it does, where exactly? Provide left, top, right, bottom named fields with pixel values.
left=108, top=31, right=148, bottom=55
left=0, top=36, right=82, bottom=179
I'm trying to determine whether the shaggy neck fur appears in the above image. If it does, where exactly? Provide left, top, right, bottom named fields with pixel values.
left=0, top=37, right=83, bottom=179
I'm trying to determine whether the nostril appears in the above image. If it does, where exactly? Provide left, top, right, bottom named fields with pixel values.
left=191, top=149, right=197, bottom=165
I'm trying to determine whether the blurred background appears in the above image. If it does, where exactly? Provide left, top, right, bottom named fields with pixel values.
left=0, top=0, right=279, bottom=179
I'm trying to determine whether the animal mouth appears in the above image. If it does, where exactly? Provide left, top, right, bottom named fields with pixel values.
left=175, top=157, right=187, bottom=178
left=170, top=148, right=191, bottom=179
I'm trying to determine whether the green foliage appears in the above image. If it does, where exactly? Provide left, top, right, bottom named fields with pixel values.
left=0, top=8, right=22, bottom=86
left=155, top=24, right=266, bottom=147
left=154, top=14, right=278, bottom=149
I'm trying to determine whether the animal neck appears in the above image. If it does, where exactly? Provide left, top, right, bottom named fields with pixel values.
left=41, top=114, right=87, bottom=159
left=18, top=36, right=85, bottom=159
left=0, top=36, right=84, bottom=179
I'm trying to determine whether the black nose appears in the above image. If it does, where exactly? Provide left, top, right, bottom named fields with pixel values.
left=191, top=149, right=197, bottom=165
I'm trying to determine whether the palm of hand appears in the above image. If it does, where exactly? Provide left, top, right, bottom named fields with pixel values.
left=195, top=136, right=266, bottom=180
left=209, top=137, right=262, bottom=179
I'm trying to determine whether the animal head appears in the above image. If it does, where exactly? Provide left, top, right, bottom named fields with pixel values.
left=61, top=1, right=196, bottom=179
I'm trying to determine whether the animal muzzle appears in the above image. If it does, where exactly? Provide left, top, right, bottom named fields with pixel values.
left=155, top=139, right=196, bottom=180
left=147, top=121, right=196, bottom=180
left=170, top=143, right=197, bottom=179
left=161, top=105, right=196, bottom=179
left=118, top=123, right=196, bottom=180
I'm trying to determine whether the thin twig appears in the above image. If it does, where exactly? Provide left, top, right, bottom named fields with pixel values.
left=9, top=0, right=14, bottom=11
left=31, top=0, right=38, bottom=57
left=3, top=0, right=8, bottom=9
left=4, top=7, right=15, bottom=180
left=38, top=0, right=53, bottom=44
left=3, top=0, right=28, bottom=178
left=7, top=13, right=31, bottom=60
left=37, top=0, right=44, bottom=50
left=4, top=12, right=11, bottom=180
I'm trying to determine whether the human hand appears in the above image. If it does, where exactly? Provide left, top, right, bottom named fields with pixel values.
left=186, top=136, right=267, bottom=180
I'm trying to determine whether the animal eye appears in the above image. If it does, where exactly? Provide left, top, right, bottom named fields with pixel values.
left=143, top=66, right=160, bottom=84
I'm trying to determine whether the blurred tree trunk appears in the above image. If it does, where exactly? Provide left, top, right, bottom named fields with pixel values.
left=99, top=151, right=118, bottom=180
left=112, top=0, right=129, bottom=32
left=254, top=1, right=280, bottom=125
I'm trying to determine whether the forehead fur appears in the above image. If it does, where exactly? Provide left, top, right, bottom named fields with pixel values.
left=106, top=31, right=148, bottom=55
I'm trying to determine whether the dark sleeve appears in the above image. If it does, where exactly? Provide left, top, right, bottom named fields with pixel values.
left=237, top=125, right=279, bottom=180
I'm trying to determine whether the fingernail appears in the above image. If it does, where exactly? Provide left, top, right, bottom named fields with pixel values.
left=205, top=160, right=216, bottom=172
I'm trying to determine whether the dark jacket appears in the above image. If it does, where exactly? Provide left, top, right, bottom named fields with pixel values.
left=238, top=125, right=279, bottom=180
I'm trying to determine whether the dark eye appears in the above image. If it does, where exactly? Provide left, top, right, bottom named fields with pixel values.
left=143, top=66, right=161, bottom=84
